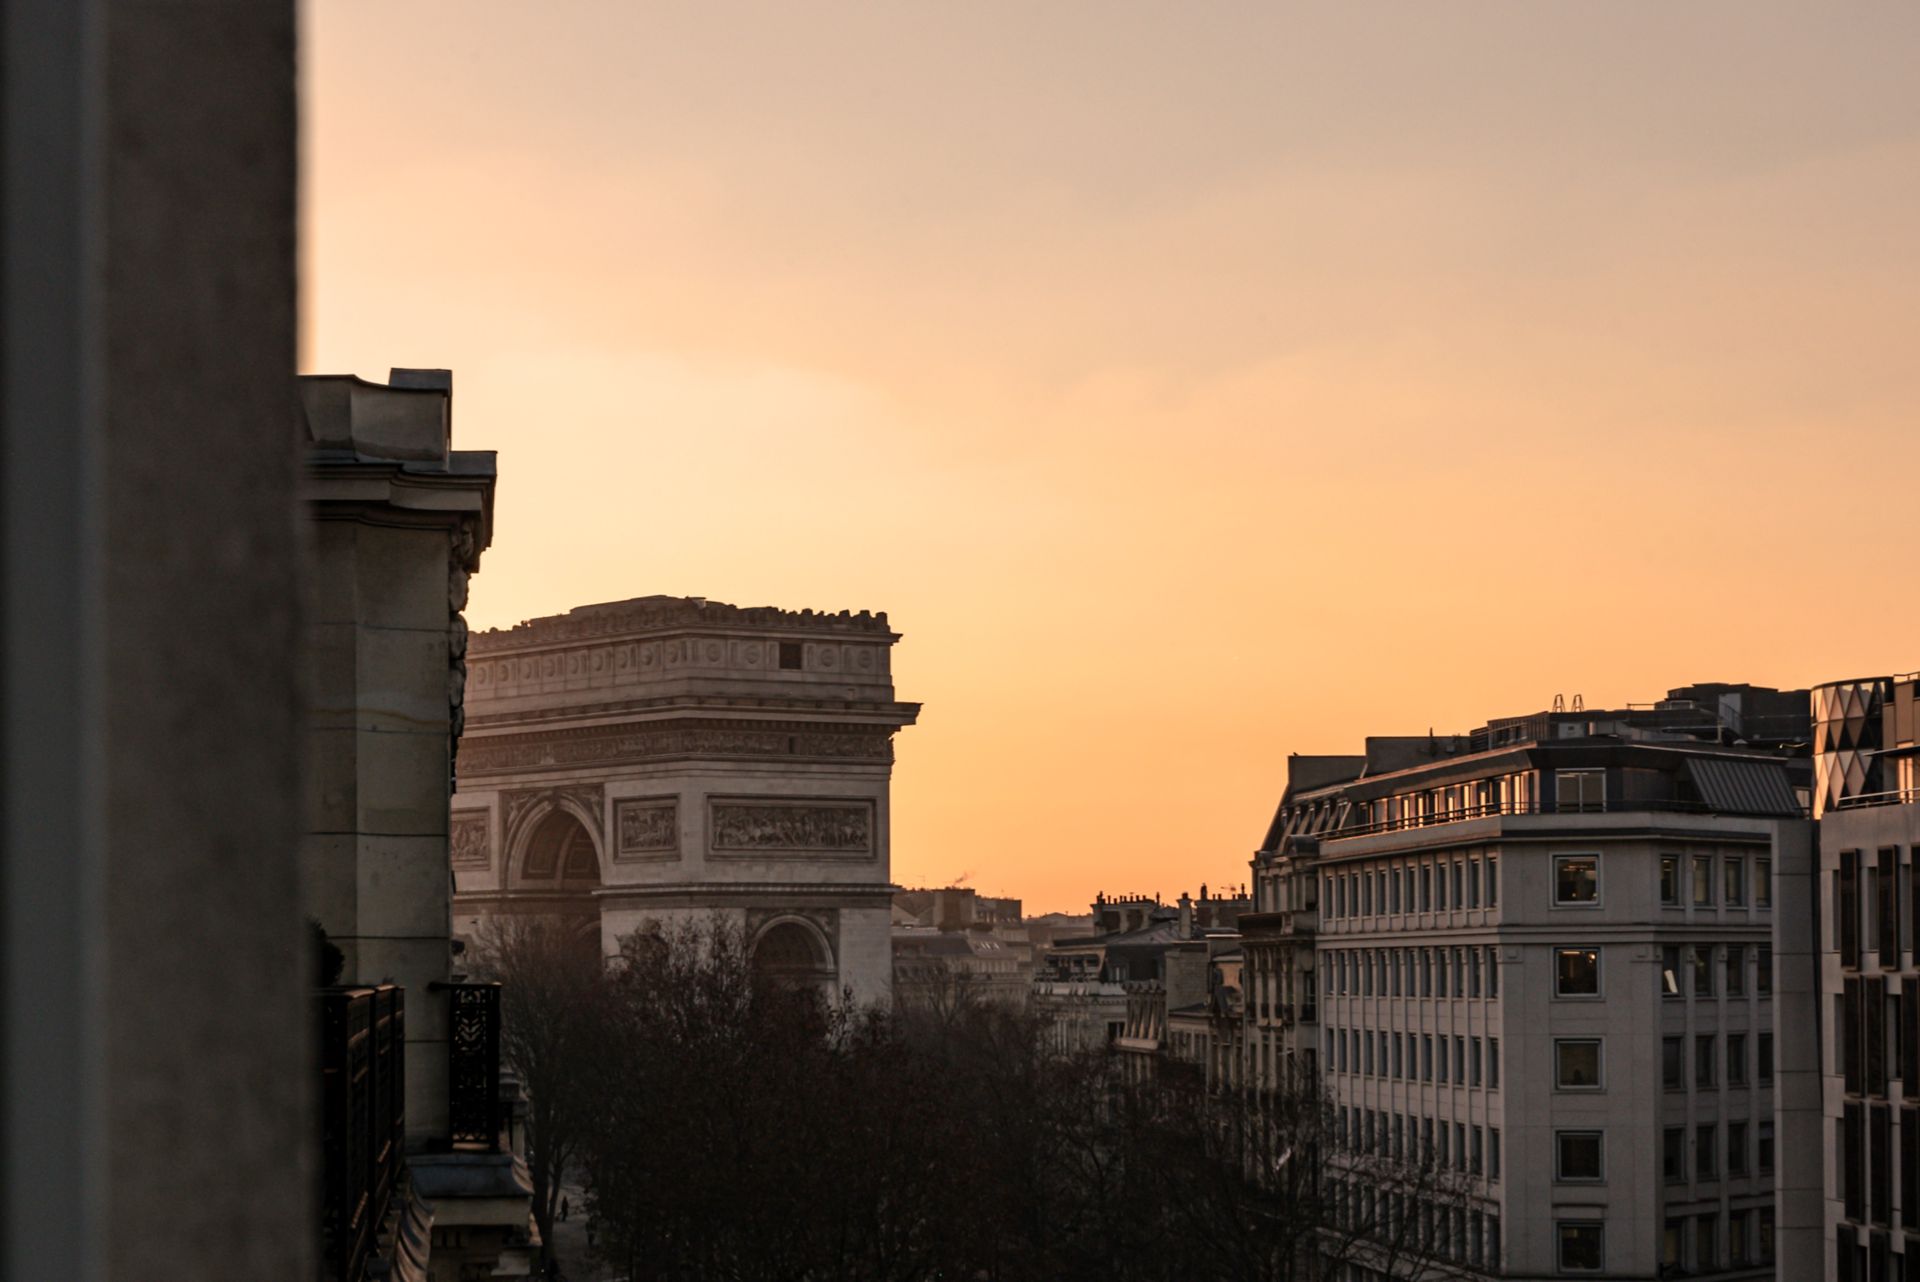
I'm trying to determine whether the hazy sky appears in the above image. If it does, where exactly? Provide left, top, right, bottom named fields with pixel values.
left=306, top=3, right=1920, bottom=912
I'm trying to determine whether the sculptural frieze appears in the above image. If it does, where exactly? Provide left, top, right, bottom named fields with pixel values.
left=710, top=800, right=872, bottom=855
left=615, top=799, right=679, bottom=860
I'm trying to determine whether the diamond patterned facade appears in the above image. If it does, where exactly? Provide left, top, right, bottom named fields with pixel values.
left=1813, top=679, right=1890, bottom=817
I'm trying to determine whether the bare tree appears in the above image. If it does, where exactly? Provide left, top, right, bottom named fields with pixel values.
left=469, top=914, right=605, bottom=1275
left=561, top=917, right=1475, bottom=1282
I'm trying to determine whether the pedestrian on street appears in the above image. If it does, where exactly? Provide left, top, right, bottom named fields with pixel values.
left=560, top=1195, right=569, bottom=1222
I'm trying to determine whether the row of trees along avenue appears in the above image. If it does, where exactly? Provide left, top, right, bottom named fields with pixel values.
left=472, top=916, right=1473, bottom=1282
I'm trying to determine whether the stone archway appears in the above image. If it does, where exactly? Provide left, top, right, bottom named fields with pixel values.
left=750, top=919, right=836, bottom=993
left=508, top=808, right=602, bottom=925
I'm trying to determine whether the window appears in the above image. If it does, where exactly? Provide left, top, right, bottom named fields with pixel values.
left=1757, top=944, right=1773, bottom=995
left=1729, top=1208, right=1751, bottom=1266
left=1660, top=855, right=1680, bottom=905
left=1555, top=854, right=1599, bottom=905
left=1662, top=1036, right=1684, bottom=1090
left=1724, top=856, right=1745, bottom=906
left=1421, top=864, right=1432, bottom=911
left=1557, top=1221, right=1604, bottom=1271
left=1696, top=1123, right=1716, bottom=1179
left=1661, top=945, right=1681, bottom=997
left=777, top=641, right=803, bottom=670
left=1556, top=768, right=1605, bottom=813
left=1468, top=858, right=1481, bottom=908
left=1556, top=1130, right=1603, bottom=1181
left=1663, top=1126, right=1685, bottom=1181
left=1438, top=1038, right=1450, bottom=1084
left=1756, top=857, right=1772, bottom=908
left=1487, top=945, right=1499, bottom=998
left=1663, top=1219, right=1683, bottom=1269
left=1728, top=1120, right=1747, bottom=1176
left=1489, top=1037, right=1500, bottom=1088
left=1469, top=948, right=1481, bottom=996
left=1690, top=945, right=1714, bottom=997
left=1454, top=1035, right=1465, bottom=1083
left=1470, top=1036, right=1482, bottom=1086
left=1452, top=860, right=1464, bottom=908
left=1555, top=1039, right=1602, bottom=1090
left=1489, top=1126, right=1501, bottom=1179
left=1487, top=856, right=1498, bottom=907
left=1759, top=1032, right=1774, bottom=1084
left=1422, top=1034, right=1433, bottom=1082
left=1695, top=1213, right=1716, bottom=1270
left=1726, top=943, right=1745, bottom=996
left=1695, top=1035, right=1715, bottom=1088
left=1759, top=1120, right=1775, bottom=1171
left=1555, top=947, right=1600, bottom=997
left=1693, top=854, right=1714, bottom=906
left=1728, top=1032, right=1747, bottom=1085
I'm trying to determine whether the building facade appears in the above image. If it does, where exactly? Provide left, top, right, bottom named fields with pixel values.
left=1241, top=686, right=1810, bottom=1280
left=451, top=596, right=917, bottom=1007
left=1789, top=671, right=1920, bottom=1281
left=303, top=369, right=538, bottom=1282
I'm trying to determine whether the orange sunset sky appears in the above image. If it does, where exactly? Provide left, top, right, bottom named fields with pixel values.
left=304, top=3, right=1920, bottom=914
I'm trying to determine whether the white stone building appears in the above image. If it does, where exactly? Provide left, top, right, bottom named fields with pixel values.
left=451, top=596, right=917, bottom=1007
left=1242, top=686, right=1811, bottom=1280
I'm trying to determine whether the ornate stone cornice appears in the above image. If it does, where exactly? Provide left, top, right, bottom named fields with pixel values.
left=473, top=596, right=895, bottom=653
left=458, top=718, right=896, bottom=776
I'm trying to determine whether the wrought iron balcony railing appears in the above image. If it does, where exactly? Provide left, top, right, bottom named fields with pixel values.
left=319, top=984, right=405, bottom=1282
left=439, top=980, right=503, bottom=1151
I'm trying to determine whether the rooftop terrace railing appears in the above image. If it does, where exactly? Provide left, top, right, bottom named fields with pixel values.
left=1834, top=789, right=1920, bottom=812
left=1322, top=796, right=1753, bottom=841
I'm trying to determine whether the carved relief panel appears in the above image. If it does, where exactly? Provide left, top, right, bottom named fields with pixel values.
left=709, top=798, right=874, bottom=858
left=451, top=811, right=491, bottom=870
left=614, top=798, right=680, bottom=862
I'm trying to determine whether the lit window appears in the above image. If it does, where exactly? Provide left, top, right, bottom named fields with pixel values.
left=1690, top=946, right=1714, bottom=997
left=1555, top=855, right=1600, bottom=905
left=1555, top=1039, right=1602, bottom=1090
left=1660, top=945, right=1682, bottom=998
left=1557, top=1221, right=1604, bottom=1271
left=1555, top=947, right=1601, bottom=997
left=1692, top=854, right=1714, bottom=906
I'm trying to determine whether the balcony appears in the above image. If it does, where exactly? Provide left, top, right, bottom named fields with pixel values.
left=319, top=984, right=405, bottom=1282
left=440, top=980, right=503, bottom=1150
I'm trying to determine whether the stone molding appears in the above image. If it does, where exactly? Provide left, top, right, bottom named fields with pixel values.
left=458, top=720, right=895, bottom=776
left=466, top=636, right=891, bottom=701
